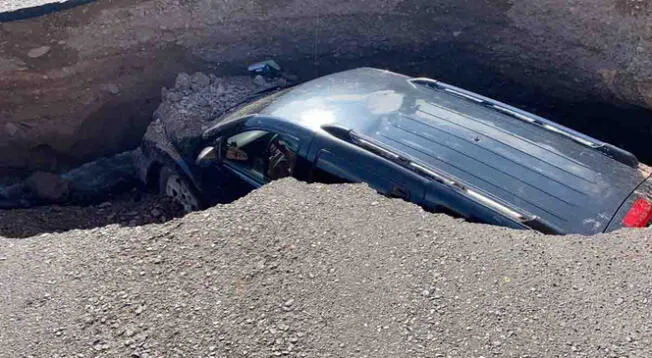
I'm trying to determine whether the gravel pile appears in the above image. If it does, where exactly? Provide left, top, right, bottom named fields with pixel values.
left=2, top=179, right=652, bottom=357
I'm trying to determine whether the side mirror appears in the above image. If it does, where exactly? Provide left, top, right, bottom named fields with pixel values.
left=196, top=137, right=224, bottom=167
left=196, top=146, right=217, bottom=167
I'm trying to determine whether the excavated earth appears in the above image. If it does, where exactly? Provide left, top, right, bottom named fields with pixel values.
left=2, top=180, right=652, bottom=357
left=4, top=0, right=652, bottom=175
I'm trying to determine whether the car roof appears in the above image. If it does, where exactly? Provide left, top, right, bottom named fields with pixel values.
left=260, top=68, right=648, bottom=234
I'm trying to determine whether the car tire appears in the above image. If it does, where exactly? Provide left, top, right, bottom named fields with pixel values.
left=158, top=166, right=202, bottom=213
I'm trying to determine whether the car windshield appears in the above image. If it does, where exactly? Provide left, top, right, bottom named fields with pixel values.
left=219, top=87, right=293, bottom=124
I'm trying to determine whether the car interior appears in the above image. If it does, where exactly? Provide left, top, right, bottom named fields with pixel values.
left=225, top=130, right=297, bottom=183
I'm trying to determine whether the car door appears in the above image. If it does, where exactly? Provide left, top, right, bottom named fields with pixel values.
left=204, top=129, right=303, bottom=203
left=310, top=135, right=427, bottom=205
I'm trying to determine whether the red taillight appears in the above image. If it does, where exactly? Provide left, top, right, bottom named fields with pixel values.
left=623, top=198, right=652, bottom=228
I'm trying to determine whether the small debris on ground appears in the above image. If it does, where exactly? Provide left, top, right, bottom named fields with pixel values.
left=27, top=46, right=50, bottom=58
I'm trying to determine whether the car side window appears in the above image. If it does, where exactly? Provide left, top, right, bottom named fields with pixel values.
left=224, top=130, right=299, bottom=183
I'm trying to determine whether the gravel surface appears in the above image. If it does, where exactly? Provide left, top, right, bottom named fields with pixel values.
left=2, top=179, right=652, bottom=357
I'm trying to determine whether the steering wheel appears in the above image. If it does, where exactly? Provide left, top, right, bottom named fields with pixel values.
left=264, top=133, right=280, bottom=171
left=264, top=134, right=292, bottom=180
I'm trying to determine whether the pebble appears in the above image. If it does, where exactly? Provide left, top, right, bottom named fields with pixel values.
left=253, top=75, right=268, bottom=87
left=166, top=91, right=182, bottom=102
left=190, top=72, right=211, bottom=91
left=27, top=46, right=51, bottom=58
left=175, top=73, right=191, bottom=91
left=4, top=123, right=19, bottom=137
left=125, top=327, right=137, bottom=337
left=107, top=83, right=120, bottom=95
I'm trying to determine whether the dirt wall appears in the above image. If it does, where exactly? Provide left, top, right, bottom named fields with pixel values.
left=2, top=0, right=652, bottom=173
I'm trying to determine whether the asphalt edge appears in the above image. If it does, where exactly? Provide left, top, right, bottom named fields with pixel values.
left=0, top=0, right=97, bottom=22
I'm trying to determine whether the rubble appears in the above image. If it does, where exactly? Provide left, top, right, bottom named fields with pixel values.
left=147, top=72, right=277, bottom=159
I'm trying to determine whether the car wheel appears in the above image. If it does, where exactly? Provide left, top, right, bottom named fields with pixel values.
left=158, top=166, right=202, bottom=213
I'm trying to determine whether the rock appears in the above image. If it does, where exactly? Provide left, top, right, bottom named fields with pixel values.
left=124, top=326, right=138, bottom=337
left=253, top=75, right=268, bottom=87
left=213, top=82, right=226, bottom=97
left=174, top=73, right=191, bottom=91
left=4, top=123, right=19, bottom=137
left=190, top=72, right=211, bottom=91
left=27, top=46, right=51, bottom=58
left=166, top=91, right=182, bottom=103
left=26, top=172, right=70, bottom=202
left=106, top=83, right=120, bottom=95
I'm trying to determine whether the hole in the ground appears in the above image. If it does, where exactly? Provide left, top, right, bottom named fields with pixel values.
left=3, top=46, right=652, bottom=238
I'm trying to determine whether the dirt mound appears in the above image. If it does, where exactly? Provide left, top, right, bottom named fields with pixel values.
left=1, top=179, right=651, bottom=357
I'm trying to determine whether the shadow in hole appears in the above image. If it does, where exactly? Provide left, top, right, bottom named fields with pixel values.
left=0, top=190, right=185, bottom=239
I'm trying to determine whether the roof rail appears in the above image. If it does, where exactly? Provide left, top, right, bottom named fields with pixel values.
left=327, top=126, right=564, bottom=234
left=409, top=77, right=639, bottom=168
